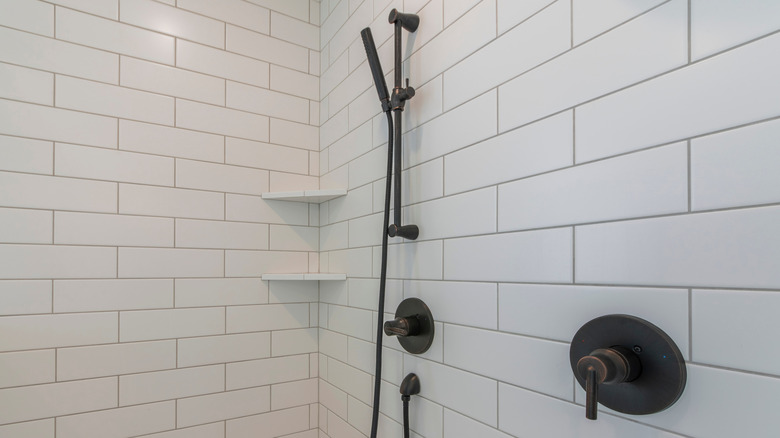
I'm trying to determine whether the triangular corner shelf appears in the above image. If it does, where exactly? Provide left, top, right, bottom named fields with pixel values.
left=261, top=189, right=347, bottom=203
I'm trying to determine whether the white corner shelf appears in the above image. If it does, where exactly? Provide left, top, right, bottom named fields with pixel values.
left=261, top=189, right=347, bottom=203
left=262, top=273, right=347, bottom=281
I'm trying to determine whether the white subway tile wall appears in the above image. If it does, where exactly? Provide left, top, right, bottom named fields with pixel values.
left=0, top=0, right=321, bottom=436
left=317, top=1, right=780, bottom=438
left=1, top=0, right=779, bottom=437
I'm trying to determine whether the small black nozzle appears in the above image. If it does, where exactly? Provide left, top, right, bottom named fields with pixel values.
left=387, top=224, right=419, bottom=240
left=389, top=9, right=419, bottom=33
left=360, top=27, right=390, bottom=112
left=400, top=373, right=421, bottom=397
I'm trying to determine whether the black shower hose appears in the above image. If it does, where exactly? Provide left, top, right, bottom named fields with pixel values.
left=369, top=110, right=394, bottom=438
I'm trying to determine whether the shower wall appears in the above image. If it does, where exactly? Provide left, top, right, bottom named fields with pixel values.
left=318, top=1, right=780, bottom=438
left=0, top=0, right=321, bottom=437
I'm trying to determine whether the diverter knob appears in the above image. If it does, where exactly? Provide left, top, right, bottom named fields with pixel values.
left=576, top=347, right=641, bottom=420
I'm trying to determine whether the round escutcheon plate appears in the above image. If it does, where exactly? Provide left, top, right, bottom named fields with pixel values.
left=395, top=298, right=434, bottom=355
left=570, top=314, right=686, bottom=415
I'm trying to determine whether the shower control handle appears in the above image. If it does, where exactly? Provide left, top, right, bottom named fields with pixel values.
left=576, top=347, right=641, bottom=420
left=384, top=316, right=421, bottom=337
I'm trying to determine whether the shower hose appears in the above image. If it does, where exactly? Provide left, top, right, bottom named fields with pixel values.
left=369, top=110, right=396, bottom=438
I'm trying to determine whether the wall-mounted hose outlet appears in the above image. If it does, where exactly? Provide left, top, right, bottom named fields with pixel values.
left=569, top=314, right=687, bottom=420
left=400, top=373, right=421, bottom=400
left=384, top=298, right=434, bottom=354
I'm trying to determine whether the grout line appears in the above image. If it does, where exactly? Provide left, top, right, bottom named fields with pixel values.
left=688, top=140, right=692, bottom=212
left=689, top=288, right=693, bottom=360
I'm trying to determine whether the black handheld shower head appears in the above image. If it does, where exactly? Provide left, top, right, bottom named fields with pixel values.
left=388, top=8, right=419, bottom=33
left=360, top=27, right=390, bottom=112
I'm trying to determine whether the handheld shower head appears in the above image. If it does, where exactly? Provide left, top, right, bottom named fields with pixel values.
left=360, top=27, right=390, bottom=112
left=388, top=8, right=419, bottom=33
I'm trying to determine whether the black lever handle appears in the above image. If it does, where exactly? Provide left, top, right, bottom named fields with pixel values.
left=576, top=347, right=640, bottom=420
left=384, top=316, right=421, bottom=337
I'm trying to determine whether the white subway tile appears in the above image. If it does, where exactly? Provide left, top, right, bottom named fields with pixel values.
left=0, top=245, right=117, bottom=280
left=226, top=194, right=309, bottom=225
left=320, top=379, right=348, bottom=418
left=226, top=406, right=309, bottom=438
left=176, top=278, right=267, bottom=308
left=499, top=383, right=683, bottom=438
left=0, top=350, right=54, bottom=388
left=443, top=0, right=477, bottom=27
left=401, top=74, right=442, bottom=133
left=178, top=332, right=270, bottom=367
left=444, top=0, right=570, bottom=111
left=54, top=279, right=172, bottom=312
left=0, top=99, right=117, bottom=148
left=57, top=402, right=175, bottom=438
left=272, top=378, right=318, bottom=410
left=577, top=31, right=780, bottom=162
left=177, top=0, right=270, bottom=34
left=272, top=328, right=317, bottom=356
left=120, top=0, right=224, bottom=48
left=0, top=172, right=116, bottom=213
left=225, top=250, right=308, bottom=277
left=327, top=410, right=367, bottom=438
left=347, top=89, right=380, bottom=134
left=54, top=212, right=172, bottom=247
left=177, top=40, right=269, bottom=88
left=177, top=387, right=270, bottom=428
left=319, top=279, right=347, bottom=305
left=321, top=0, right=347, bottom=46
left=269, top=172, right=318, bottom=192
left=57, top=341, right=176, bottom=381
left=0, top=378, right=116, bottom=424
left=0, top=135, right=52, bottom=175
left=47, top=0, right=117, bottom=19
left=329, top=121, right=371, bottom=171
left=693, top=289, right=780, bottom=376
left=0, top=0, right=53, bottom=36
left=445, top=324, right=572, bottom=400
left=328, top=305, right=372, bottom=341
left=0, top=419, right=54, bottom=438
left=227, top=303, right=310, bottom=333
left=0, top=62, right=53, bottom=105
left=270, top=225, right=318, bottom=251
left=576, top=206, right=780, bottom=289
left=119, top=248, right=224, bottom=278
left=348, top=278, right=402, bottom=314
left=271, top=12, right=319, bottom=50
left=226, top=354, right=309, bottom=390
left=321, top=108, right=348, bottom=149
left=56, top=75, right=174, bottom=125
left=443, top=229, right=572, bottom=282
left=500, top=0, right=687, bottom=133
left=497, top=0, right=556, bottom=34
left=120, top=307, right=224, bottom=342
left=227, top=25, right=309, bottom=72
left=326, top=62, right=372, bottom=117
left=691, top=0, right=780, bottom=61
left=328, top=185, right=373, bottom=224
left=499, top=143, right=688, bottom=231
left=444, top=409, right=512, bottom=438
left=319, top=329, right=348, bottom=361
left=445, top=111, right=572, bottom=195
left=406, top=356, right=497, bottom=427
left=409, top=0, right=496, bottom=86
left=0, top=208, right=52, bottom=244
left=119, top=365, right=224, bottom=405
left=141, top=423, right=224, bottom=438
left=692, top=119, right=780, bottom=211
left=121, top=57, right=225, bottom=106
left=271, top=118, right=319, bottom=151
left=227, top=82, right=309, bottom=124
left=347, top=213, right=381, bottom=249
left=0, top=311, right=116, bottom=352
left=405, top=89, right=497, bottom=168
left=0, top=26, right=117, bottom=84
left=119, top=184, right=224, bottom=220
left=374, top=239, right=441, bottom=281
left=56, top=7, right=174, bottom=65
left=226, top=138, right=309, bottom=174
left=404, top=188, right=496, bottom=240
left=55, top=143, right=174, bottom=185
left=575, top=0, right=668, bottom=44
left=499, top=284, right=689, bottom=355
left=248, top=0, right=310, bottom=22
left=0, top=280, right=51, bottom=315
left=321, top=221, right=349, bottom=251
left=406, top=280, right=497, bottom=329
left=176, top=219, right=268, bottom=250
left=119, top=120, right=224, bottom=163
left=271, top=65, right=319, bottom=100
left=176, top=100, right=269, bottom=142
left=327, top=358, right=371, bottom=405
left=613, top=365, right=780, bottom=437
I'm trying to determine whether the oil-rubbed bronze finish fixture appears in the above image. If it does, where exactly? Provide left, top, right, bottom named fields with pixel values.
left=384, top=298, right=434, bottom=354
left=570, top=315, right=686, bottom=420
